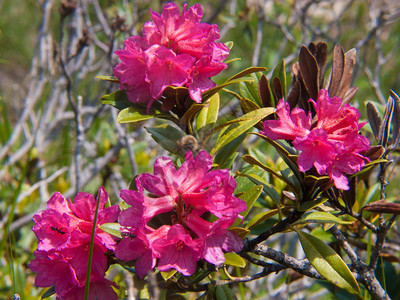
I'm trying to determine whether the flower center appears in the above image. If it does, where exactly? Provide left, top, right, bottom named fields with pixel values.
left=50, top=226, right=66, bottom=235
left=175, top=240, right=185, bottom=251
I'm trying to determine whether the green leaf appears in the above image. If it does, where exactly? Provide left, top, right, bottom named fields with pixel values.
left=245, top=209, right=279, bottom=229
left=117, top=107, right=157, bottom=123
left=272, top=59, right=287, bottom=99
left=100, top=223, right=122, bottom=238
left=196, top=93, right=220, bottom=132
left=215, top=150, right=239, bottom=170
left=146, top=125, right=186, bottom=154
left=206, top=93, right=220, bottom=125
left=214, top=132, right=246, bottom=168
left=239, top=185, right=263, bottom=218
left=202, top=67, right=267, bottom=100
left=243, top=155, right=297, bottom=193
left=237, top=172, right=281, bottom=214
left=224, top=252, right=246, bottom=268
left=226, top=67, right=268, bottom=82
left=253, top=133, right=303, bottom=183
left=41, top=285, right=56, bottom=299
left=295, top=211, right=354, bottom=225
left=160, top=269, right=177, bottom=280
left=298, top=198, right=328, bottom=212
left=202, top=78, right=255, bottom=101
left=96, top=75, right=120, bottom=83
left=210, top=107, right=275, bottom=156
left=240, top=97, right=261, bottom=115
left=179, top=103, right=205, bottom=133
left=100, top=89, right=133, bottom=110
left=230, top=227, right=250, bottom=239
left=296, top=230, right=360, bottom=294
left=351, top=158, right=388, bottom=178
left=232, top=185, right=263, bottom=227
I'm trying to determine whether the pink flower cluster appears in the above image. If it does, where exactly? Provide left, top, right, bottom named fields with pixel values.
left=262, top=89, right=370, bottom=190
left=30, top=187, right=120, bottom=300
left=113, top=2, right=229, bottom=110
left=114, top=150, right=246, bottom=278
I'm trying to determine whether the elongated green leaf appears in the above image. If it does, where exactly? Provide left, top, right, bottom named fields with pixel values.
left=202, top=78, right=255, bottom=100
left=146, top=125, right=186, bottom=154
left=272, top=59, right=287, bottom=99
left=226, top=67, right=268, bottom=82
left=100, top=223, right=122, bottom=238
left=295, top=211, right=354, bottom=225
left=211, top=108, right=275, bottom=155
left=253, top=133, right=303, bottom=183
left=96, top=75, right=120, bottom=83
left=179, top=103, right=205, bottom=133
left=245, top=209, right=279, bottom=229
left=239, top=185, right=263, bottom=218
left=224, top=252, right=246, bottom=268
left=197, top=93, right=220, bottom=139
left=206, top=93, right=220, bottom=124
left=216, top=286, right=231, bottom=300
left=296, top=230, right=360, bottom=294
left=214, top=133, right=246, bottom=168
left=240, top=73, right=263, bottom=107
left=237, top=172, right=281, bottom=213
left=350, top=158, right=388, bottom=178
left=243, top=155, right=297, bottom=193
left=232, top=185, right=263, bottom=227
left=215, top=150, right=239, bottom=170
left=117, top=107, right=156, bottom=123
left=298, top=198, right=328, bottom=212
left=240, top=97, right=261, bottom=114
left=202, top=67, right=267, bottom=100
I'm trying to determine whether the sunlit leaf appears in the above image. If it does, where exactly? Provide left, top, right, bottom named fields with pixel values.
left=298, top=198, right=328, bottom=212
left=243, top=155, right=297, bottom=193
left=117, top=107, right=157, bottom=123
left=245, top=209, right=279, bottom=229
left=296, top=230, right=360, bottom=294
left=100, top=223, right=122, bottom=238
left=239, top=185, right=263, bottom=218
left=224, top=252, right=246, bottom=268
left=294, top=211, right=354, bottom=225
left=96, top=75, right=120, bottom=83
left=230, top=227, right=250, bottom=239
left=160, top=269, right=177, bottom=280
left=211, top=108, right=275, bottom=155
left=237, top=172, right=281, bottom=216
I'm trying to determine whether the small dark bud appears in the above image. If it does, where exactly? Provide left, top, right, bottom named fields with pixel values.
left=60, top=0, right=77, bottom=19
left=111, top=15, right=127, bottom=32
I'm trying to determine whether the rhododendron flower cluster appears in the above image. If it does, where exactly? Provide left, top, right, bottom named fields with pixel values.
left=113, top=2, right=230, bottom=110
left=262, top=89, right=370, bottom=190
left=30, top=187, right=120, bottom=299
left=114, top=150, right=246, bottom=278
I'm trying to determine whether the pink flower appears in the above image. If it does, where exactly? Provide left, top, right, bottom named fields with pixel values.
left=113, top=2, right=229, bottom=110
left=30, top=187, right=119, bottom=299
left=262, top=89, right=370, bottom=190
left=152, top=225, right=201, bottom=276
left=262, top=100, right=311, bottom=140
left=115, top=150, right=246, bottom=277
